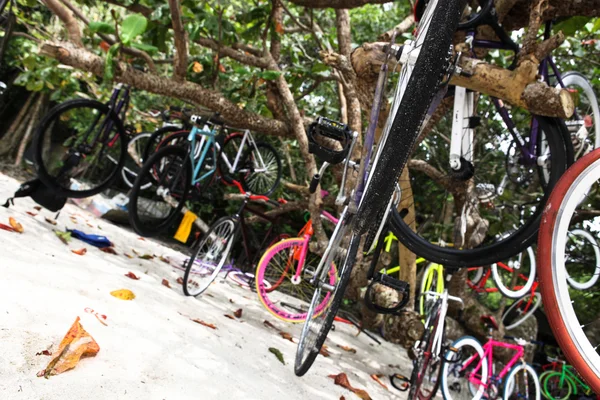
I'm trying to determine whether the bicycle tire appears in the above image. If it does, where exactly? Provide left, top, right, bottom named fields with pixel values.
left=183, top=216, right=237, bottom=296
left=541, top=371, right=574, bottom=400
left=239, top=142, right=282, bottom=196
left=561, top=71, right=600, bottom=150
left=491, top=246, right=536, bottom=299
left=354, top=0, right=466, bottom=234
left=128, top=145, right=191, bottom=237
left=502, top=292, right=541, bottom=330
left=142, top=125, right=185, bottom=161
left=33, top=99, right=127, bottom=198
left=390, top=116, right=568, bottom=267
left=564, top=228, right=600, bottom=290
left=412, top=300, right=443, bottom=399
left=503, top=363, right=541, bottom=400
left=538, top=147, right=600, bottom=393
left=440, top=336, right=488, bottom=400
left=294, top=230, right=360, bottom=376
left=121, top=132, right=153, bottom=189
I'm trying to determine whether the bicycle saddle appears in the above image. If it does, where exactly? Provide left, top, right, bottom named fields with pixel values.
left=481, top=315, right=499, bottom=330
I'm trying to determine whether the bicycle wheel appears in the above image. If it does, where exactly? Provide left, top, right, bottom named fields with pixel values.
left=183, top=217, right=237, bottom=296
left=391, top=108, right=568, bottom=267
left=502, top=292, right=542, bottom=330
left=128, top=145, right=191, bottom=237
left=33, top=99, right=127, bottom=198
left=354, top=0, right=466, bottom=234
left=561, top=72, right=600, bottom=155
left=503, top=363, right=541, bottom=400
left=491, top=246, right=536, bottom=299
left=142, top=125, right=185, bottom=160
left=255, top=238, right=337, bottom=323
left=239, top=142, right=282, bottom=195
left=295, top=213, right=359, bottom=376
left=410, top=301, right=443, bottom=399
left=441, top=336, right=488, bottom=400
left=121, top=132, right=153, bottom=189
left=419, top=263, right=443, bottom=316
left=217, top=132, right=245, bottom=184
left=540, top=371, right=573, bottom=400
left=564, top=228, right=600, bottom=290
left=538, top=148, right=600, bottom=393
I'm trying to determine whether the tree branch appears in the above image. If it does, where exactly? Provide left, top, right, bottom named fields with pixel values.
left=103, top=0, right=152, bottom=17
left=379, top=15, right=415, bottom=41
left=40, top=41, right=290, bottom=137
left=42, top=0, right=83, bottom=47
left=286, top=0, right=390, bottom=8
left=168, top=0, right=188, bottom=81
left=194, top=37, right=270, bottom=68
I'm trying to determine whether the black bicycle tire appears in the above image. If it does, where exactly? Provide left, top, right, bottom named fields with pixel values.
left=390, top=116, right=568, bottom=267
left=239, top=141, right=282, bottom=196
left=0, top=8, right=15, bottom=63
left=128, top=145, right=191, bottom=237
left=182, top=216, right=237, bottom=296
left=142, top=125, right=185, bottom=161
left=294, top=233, right=360, bottom=377
left=32, top=98, right=127, bottom=199
left=354, top=0, right=466, bottom=234
left=456, top=0, right=494, bottom=30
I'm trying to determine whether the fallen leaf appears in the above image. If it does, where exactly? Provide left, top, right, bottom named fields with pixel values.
left=233, top=309, right=243, bottom=318
left=370, top=374, right=388, bottom=390
left=37, top=317, right=99, bottom=378
left=337, top=345, right=357, bottom=354
left=340, top=397, right=346, bottom=400
left=45, top=217, right=57, bottom=226
left=132, top=249, right=141, bottom=256
left=125, top=272, right=140, bottom=280
left=0, top=223, right=16, bottom=232
left=159, top=256, right=170, bottom=264
left=320, top=345, right=330, bottom=358
left=263, top=320, right=277, bottom=330
left=9, top=217, right=23, bottom=233
left=268, top=347, right=285, bottom=365
left=34, top=206, right=42, bottom=211
left=229, top=299, right=234, bottom=304
left=139, top=254, right=154, bottom=260
left=26, top=211, right=37, bottom=217
left=100, top=247, right=117, bottom=255
left=192, top=61, right=204, bottom=73
left=36, top=350, right=51, bottom=356
left=138, top=237, right=145, bottom=241
left=110, top=289, right=135, bottom=300
left=191, top=319, right=217, bottom=329
left=71, top=248, right=87, bottom=256
left=69, top=217, right=78, bottom=224
left=94, top=314, right=108, bottom=326
left=224, top=314, right=235, bottom=320
left=279, top=332, right=295, bottom=343
left=54, top=230, right=71, bottom=244
left=124, top=253, right=134, bottom=259
left=87, top=223, right=94, bottom=228
left=328, top=373, right=372, bottom=400
left=162, top=279, right=171, bottom=288
left=176, top=277, right=183, bottom=285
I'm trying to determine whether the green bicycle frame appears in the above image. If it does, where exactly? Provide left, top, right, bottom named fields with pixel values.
left=543, top=365, right=591, bottom=397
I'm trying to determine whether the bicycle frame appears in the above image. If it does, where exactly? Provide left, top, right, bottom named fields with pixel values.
left=466, top=339, right=525, bottom=388
left=467, top=261, right=535, bottom=294
left=187, top=124, right=218, bottom=185
left=218, top=130, right=268, bottom=175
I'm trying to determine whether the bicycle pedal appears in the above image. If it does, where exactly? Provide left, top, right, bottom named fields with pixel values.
left=364, top=274, right=410, bottom=314
left=307, top=117, right=352, bottom=164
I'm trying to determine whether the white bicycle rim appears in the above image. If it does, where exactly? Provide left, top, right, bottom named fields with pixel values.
left=122, top=133, right=153, bottom=189
left=491, top=246, right=537, bottom=299
left=561, top=72, right=600, bottom=149
left=503, top=363, right=541, bottom=400
left=565, top=228, right=600, bottom=290
left=551, top=158, right=600, bottom=377
left=441, top=336, right=489, bottom=400
left=502, top=292, right=541, bottom=330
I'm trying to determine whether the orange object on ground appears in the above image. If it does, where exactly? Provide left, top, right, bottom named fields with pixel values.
left=38, top=317, right=100, bottom=378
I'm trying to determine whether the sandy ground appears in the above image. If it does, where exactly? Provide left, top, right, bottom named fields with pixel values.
left=0, top=173, right=414, bottom=400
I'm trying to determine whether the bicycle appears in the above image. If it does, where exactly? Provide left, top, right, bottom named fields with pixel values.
left=294, top=0, right=467, bottom=376
left=128, top=113, right=282, bottom=237
left=388, top=0, right=578, bottom=267
left=538, top=146, right=600, bottom=393
left=182, top=182, right=287, bottom=297
left=539, top=357, right=597, bottom=399
left=408, top=289, right=464, bottom=400
left=255, top=210, right=339, bottom=323
left=441, top=315, right=541, bottom=400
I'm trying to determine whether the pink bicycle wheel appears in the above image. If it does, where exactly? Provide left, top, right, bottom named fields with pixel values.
left=255, top=238, right=337, bottom=323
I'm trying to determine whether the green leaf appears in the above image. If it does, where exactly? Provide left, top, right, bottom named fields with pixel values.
left=131, top=42, right=159, bottom=54
left=259, top=70, right=282, bottom=80
left=88, top=21, right=116, bottom=35
left=554, top=16, right=591, bottom=36
left=120, top=15, right=148, bottom=45
left=592, top=18, right=600, bottom=33
left=268, top=348, right=285, bottom=365
left=104, top=43, right=121, bottom=83
left=311, top=63, right=329, bottom=74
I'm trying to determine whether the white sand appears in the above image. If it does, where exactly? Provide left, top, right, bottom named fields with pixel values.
left=0, top=173, right=414, bottom=400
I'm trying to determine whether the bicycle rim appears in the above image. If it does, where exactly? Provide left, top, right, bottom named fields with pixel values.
left=502, top=292, right=541, bottom=330
left=491, top=246, right=536, bottom=299
left=503, top=363, right=541, bottom=400
left=441, top=336, right=488, bottom=400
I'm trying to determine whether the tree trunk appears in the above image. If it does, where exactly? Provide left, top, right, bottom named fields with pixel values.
left=14, top=93, right=48, bottom=166
left=0, top=93, right=37, bottom=159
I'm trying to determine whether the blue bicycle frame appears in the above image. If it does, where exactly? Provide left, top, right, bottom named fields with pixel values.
left=187, top=122, right=219, bottom=185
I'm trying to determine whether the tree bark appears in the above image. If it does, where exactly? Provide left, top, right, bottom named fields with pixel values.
left=0, top=93, right=37, bottom=159
left=42, top=0, right=83, bottom=47
left=14, top=94, right=47, bottom=166
left=167, top=0, right=188, bottom=82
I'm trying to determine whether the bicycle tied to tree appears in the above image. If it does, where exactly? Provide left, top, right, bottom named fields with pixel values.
left=128, top=112, right=282, bottom=237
